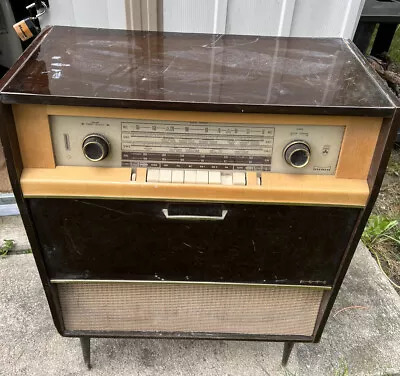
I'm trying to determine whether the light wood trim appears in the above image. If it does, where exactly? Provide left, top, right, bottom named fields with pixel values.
left=20, top=167, right=369, bottom=207
left=47, top=105, right=360, bottom=125
left=46, top=105, right=382, bottom=180
left=13, top=105, right=382, bottom=180
left=246, top=172, right=257, bottom=186
left=336, top=117, right=382, bottom=179
left=259, top=172, right=368, bottom=206
left=13, top=104, right=55, bottom=168
left=135, top=167, right=147, bottom=183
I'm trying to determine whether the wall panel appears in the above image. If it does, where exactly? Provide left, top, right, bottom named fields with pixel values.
left=40, top=0, right=365, bottom=39
left=290, top=0, right=364, bottom=38
left=40, top=0, right=127, bottom=29
left=163, top=0, right=365, bottom=38
left=225, top=0, right=296, bottom=36
left=163, top=0, right=216, bottom=33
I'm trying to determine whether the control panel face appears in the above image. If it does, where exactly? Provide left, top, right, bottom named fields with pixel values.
left=50, top=116, right=345, bottom=175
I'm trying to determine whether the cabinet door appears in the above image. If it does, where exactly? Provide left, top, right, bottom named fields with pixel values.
left=28, top=198, right=360, bottom=285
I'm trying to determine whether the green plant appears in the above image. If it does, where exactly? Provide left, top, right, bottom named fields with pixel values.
left=333, top=360, right=349, bottom=376
left=0, top=239, right=15, bottom=257
left=389, top=25, right=400, bottom=63
left=368, top=25, right=400, bottom=64
left=362, top=215, right=399, bottom=248
left=362, top=215, right=400, bottom=289
left=386, top=160, right=400, bottom=177
left=283, top=368, right=297, bottom=376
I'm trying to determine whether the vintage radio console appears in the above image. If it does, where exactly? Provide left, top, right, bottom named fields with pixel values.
left=0, top=26, right=399, bottom=369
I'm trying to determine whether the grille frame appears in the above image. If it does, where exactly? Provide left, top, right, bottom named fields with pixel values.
left=55, top=280, right=327, bottom=339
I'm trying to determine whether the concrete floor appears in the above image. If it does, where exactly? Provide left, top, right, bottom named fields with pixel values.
left=0, top=217, right=399, bottom=375
left=0, top=215, right=29, bottom=252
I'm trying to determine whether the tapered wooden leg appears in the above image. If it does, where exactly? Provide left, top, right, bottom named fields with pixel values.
left=80, top=337, right=91, bottom=369
left=281, top=342, right=294, bottom=367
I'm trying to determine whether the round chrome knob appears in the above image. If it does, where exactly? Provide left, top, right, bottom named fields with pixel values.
left=283, top=141, right=311, bottom=168
left=82, top=134, right=110, bottom=162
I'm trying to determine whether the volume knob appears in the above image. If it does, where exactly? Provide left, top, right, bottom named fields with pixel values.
left=82, top=134, right=110, bottom=162
left=283, top=141, right=311, bottom=168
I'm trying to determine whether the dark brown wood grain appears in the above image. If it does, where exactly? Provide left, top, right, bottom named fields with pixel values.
left=63, top=330, right=313, bottom=342
left=0, top=26, right=397, bottom=117
left=314, top=110, right=400, bottom=341
left=0, top=26, right=53, bottom=92
left=27, top=198, right=360, bottom=285
left=0, top=103, right=65, bottom=335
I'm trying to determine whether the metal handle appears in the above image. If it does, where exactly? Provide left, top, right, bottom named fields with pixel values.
left=26, top=1, right=48, bottom=19
left=162, top=209, right=228, bottom=221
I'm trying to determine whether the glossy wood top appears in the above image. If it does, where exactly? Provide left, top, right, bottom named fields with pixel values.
left=0, top=26, right=397, bottom=116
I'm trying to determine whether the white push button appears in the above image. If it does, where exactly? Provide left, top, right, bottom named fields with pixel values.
left=171, top=170, right=184, bottom=183
left=147, top=169, right=160, bottom=182
left=209, top=171, right=221, bottom=185
left=159, top=169, right=172, bottom=183
left=233, top=172, right=246, bottom=186
left=196, top=170, right=209, bottom=184
left=221, top=173, right=233, bottom=185
left=184, top=170, right=196, bottom=184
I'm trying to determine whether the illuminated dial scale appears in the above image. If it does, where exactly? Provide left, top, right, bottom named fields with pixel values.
left=51, top=116, right=345, bottom=183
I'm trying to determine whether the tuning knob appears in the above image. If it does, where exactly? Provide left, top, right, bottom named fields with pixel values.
left=283, top=141, right=311, bottom=168
left=82, top=134, right=110, bottom=162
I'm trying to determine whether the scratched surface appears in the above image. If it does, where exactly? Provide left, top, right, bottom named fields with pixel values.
left=27, top=198, right=360, bottom=285
left=0, top=26, right=395, bottom=114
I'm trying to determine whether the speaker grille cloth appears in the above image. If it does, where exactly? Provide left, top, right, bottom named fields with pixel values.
left=57, top=282, right=323, bottom=336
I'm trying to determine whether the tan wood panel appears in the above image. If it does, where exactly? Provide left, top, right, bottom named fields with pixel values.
left=20, top=167, right=369, bottom=207
left=135, top=167, right=147, bottom=183
left=336, top=117, right=382, bottom=179
left=13, top=104, right=55, bottom=168
left=0, top=141, right=12, bottom=192
left=246, top=171, right=257, bottom=186
left=47, top=104, right=357, bottom=125
left=12, top=105, right=383, bottom=180
left=46, top=105, right=382, bottom=180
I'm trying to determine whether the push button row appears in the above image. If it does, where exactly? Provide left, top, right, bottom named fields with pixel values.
left=146, top=169, right=246, bottom=185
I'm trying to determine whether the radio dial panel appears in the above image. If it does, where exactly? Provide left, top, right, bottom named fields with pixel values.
left=50, top=116, right=345, bottom=175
